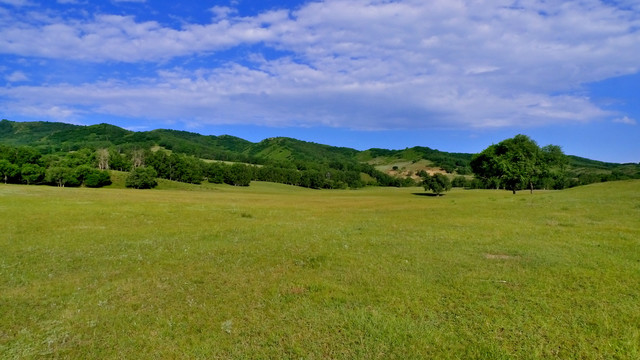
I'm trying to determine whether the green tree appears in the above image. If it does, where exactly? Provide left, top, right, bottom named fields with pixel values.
left=75, top=165, right=112, bottom=187
left=14, top=146, right=41, bottom=166
left=422, top=173, right=452, bottom=195
left=451, top=176, right=469, bottom=188
left=108, top=148, right=131, bottom=171
left=224, top=163, right=252, bottom=186
left=20, top=164, right=45, bottom=185
left=471, top=135, right=564, bottom=194
left=0, top=159, right=19, bottom=184
left=83, top=170, right=112, bottom=188
left=45, top=166, right=79, bottom=187
left=205, top=162, right=226, bottom=184
left=125, top=166, right=158, bottom=189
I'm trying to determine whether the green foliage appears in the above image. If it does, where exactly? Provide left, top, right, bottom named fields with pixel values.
left=0, top=159, right=19, bottom=184
left=108, top=149, right=131, bottom=171
left=45, top=166, right=80, bottom=187
left=11, top=146, right=41, bottom=166
left=452, top=175, right=469, bottom=188
left=20, top=163, right=45, bottom=185
left=125, top=166, right=158, bottom=189
left=471, top=135, right=568, bottom=194
left=84, top=171, right=112, bottom=188
left=205, top=162, right=226, bottom=184
left=224, top=163, right=252, bottom=186
left=1, top=120, right=638, bottom=191
left=422, top=173, right=452, bottom=195
left=359, top=146, right=473, bottom=174
left=75, top=165, right=112, bottom=187
left=146, top=152, right=204, bottom=184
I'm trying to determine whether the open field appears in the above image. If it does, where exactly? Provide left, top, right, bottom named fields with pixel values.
left=1, top=181, right=639, bottom=359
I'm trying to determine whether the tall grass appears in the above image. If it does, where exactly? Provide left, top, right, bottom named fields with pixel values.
left=1, top=181, right=639, bottom=358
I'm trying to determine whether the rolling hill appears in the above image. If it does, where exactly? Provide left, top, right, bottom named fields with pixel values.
left=1, top=119, right=638, bottom=182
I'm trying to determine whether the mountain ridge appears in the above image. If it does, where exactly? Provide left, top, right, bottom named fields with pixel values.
left=1, top=119, right=637, bottom=179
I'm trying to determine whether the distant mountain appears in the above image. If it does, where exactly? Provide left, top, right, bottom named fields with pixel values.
left=1, top=119, right=638, bottom=181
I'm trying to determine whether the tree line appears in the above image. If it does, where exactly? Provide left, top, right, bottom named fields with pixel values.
left=132, top=149, right=417, bottom=189
left=3, top=136, right=637, bottom=192
left=0, top=143, right=419, bottom=190
left=0, top=145, right=111, bottom=187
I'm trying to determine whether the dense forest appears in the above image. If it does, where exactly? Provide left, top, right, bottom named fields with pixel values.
left=1, top=119, right=638, bottom=190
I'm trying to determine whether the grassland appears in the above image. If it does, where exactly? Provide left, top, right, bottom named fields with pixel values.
left=1, top=180, right=639, bottom=359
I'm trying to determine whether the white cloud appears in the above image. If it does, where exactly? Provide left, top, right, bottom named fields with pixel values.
left=210, top=6, right=236, bottom=20
left=16, top=105, right=77, bottom=120
left=613, top=116, right=637, bottom=125
left=0, top=0, right=33, bottom=6
left=5, top=70, right=28, bottom=82
left=0, top=0, right=638, bottom=130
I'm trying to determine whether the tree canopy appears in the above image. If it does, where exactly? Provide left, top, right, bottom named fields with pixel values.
left=470, top=135, right=567, bottom=194
left=125, top=166, right=158, bottom=189
left=422, top=173, right=452, bottom=196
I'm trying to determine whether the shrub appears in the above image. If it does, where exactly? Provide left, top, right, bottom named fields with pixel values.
left=126, top=166, right=158, bottom=189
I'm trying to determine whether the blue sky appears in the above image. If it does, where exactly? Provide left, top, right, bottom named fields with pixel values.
left=0, top=0, right=639, bottom=163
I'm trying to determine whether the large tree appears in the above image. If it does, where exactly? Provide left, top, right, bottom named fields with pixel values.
left=224, top=163, right=252, bottom=186
left=471, top=135, right=564, bottom=194
left=45, top=166, right=78, bottom=187
left=125, top=166, right=158, bottom=189
left=0, top=159, right=19, bottom=184
left=20, top=164, right=45, bottom=185
left=422, top=173, right=452, bottom=196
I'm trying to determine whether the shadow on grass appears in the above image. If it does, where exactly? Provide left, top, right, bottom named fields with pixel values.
left=412, top=192, right=445, bottom=197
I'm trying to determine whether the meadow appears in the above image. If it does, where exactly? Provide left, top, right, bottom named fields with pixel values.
left=1, top=180, right=639, bottom=359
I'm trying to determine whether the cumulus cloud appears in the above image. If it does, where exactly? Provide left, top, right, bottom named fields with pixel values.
left=5, top=70, right=28, bottom=82
left=0, top=0, right=639, bottom=130
left=613, top=116, right=637, bottom=125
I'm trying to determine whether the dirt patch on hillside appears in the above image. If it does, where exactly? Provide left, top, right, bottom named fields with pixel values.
left=388, top=167, right=447, bottom=180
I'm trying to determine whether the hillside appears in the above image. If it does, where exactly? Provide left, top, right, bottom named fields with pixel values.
left=1, top=119, right=638, bottom=184
left=0, top=119, right=465, bottom=171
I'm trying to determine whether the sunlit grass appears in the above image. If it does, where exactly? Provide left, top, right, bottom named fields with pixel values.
left=1, top=181, right=639, bottom=358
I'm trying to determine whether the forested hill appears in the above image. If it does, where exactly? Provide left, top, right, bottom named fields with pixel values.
left=0, top=119, right=466, bottom=170
left=1, top=119, right=638, bottom=185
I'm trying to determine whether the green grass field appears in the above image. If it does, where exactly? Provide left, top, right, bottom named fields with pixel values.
left=1, top=180, right=639, bottom=359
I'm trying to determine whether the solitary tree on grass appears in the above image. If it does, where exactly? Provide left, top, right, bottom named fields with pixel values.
left=422, top=173, right=452, bottom=196
left=470, top=134, right=566, bottom=194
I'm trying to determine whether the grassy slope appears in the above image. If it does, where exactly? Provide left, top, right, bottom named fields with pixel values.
left=1, top=181, right=639, bottom=359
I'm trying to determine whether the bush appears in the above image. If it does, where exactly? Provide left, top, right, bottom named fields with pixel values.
left=423, top=173, right=452, bottom=195
left=451, top=176, right=469, bottom=188
left=126, top=166, right=158, bottom=189
left=84, top=169, right=112, bottom=188
left=75, top=165, right=112, bottom=188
